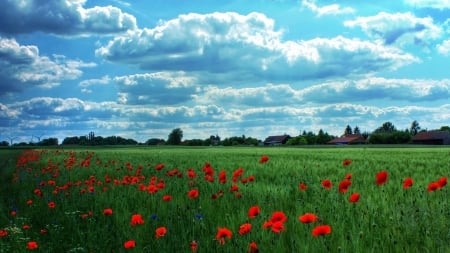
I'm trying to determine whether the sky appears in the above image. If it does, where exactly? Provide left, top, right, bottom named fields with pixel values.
left=1, top=0, right=450, bottom=144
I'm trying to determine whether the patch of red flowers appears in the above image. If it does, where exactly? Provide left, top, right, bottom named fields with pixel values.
left=298, top=213, right=318, bottom=223
left=312, top=225, right=332, bottom=236
left=375, top=171, right=388, bottom=185
left=259, top=155, right=269, bottom=164
left=124, top=240, right=136, bottom=249
left=321, top=179, right=332, bottom=189
left=215, top=227, right=232, bottom=245
left=338, top=179, right=352, bottom=193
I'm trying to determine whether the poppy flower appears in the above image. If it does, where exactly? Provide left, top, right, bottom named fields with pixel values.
left=321, top=179, right=332, bottom=189
left=124, top=240, right=136, bottom=249
left=298, top=213, right=318, bottom=223
left=103, top=208, right=113, bottom=215
left=375, top=171, right=388, bottom=185
left=403, top=177, right=413, bottom=189
left=262, top=220, right=273, bottom=229
left=271, top=221, right=285, bottom=233
left=437, top=176, right=447, bottom=188
left=23, top=225, right=30, bottom=230
left=0, top=229, right=8, bottom=237
left=230, top=185, right=239, bottom=192
left=312, top=225, right=332, bottom=236
left=344, top=173, right=352, bottom=180
left=26, top=199, right=33, bottom=205
left=154, top=163, right=165, bottom=170
left=155, top=227, right=167, bottom=238
left=188, top=189, right=199, bottom=199
left=428, top=182, right=440, bottom=192
left=299, top=182, right=308, bottom=191
left=259, top=155, right=269, bottom=164
left=27, top=241, right=39, bottom=250
left=238, top=223, right=252, bottom=235
left=130, top=214, right=144, bottom=225
left=338, top=179, right=352, bottom=193
left=215, top=227, right=232, bottom=245
left=190, top=240, right=198, bottom=252
left=270, top=211, right=287, bottom=223
left=162, top=195, right=172, bottom=201
left=349, top=193, right=360, bottom=203
left=248, top=206, right=260, bottom=219
left=342, top=159, right=352, bottom=166
left=48, top=201, right=56, bottom=209
left=248, top=241, right=258, bottom=253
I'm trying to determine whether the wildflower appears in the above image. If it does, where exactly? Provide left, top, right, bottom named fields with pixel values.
left=338, top=179, right=352, bottom=193
left=155, top=227, right=167, bottom=238
left=349, top=193, right=360, bottom=203
left=259, top=155, right=269, bottom=164
left=248, top=206, right=260, bottom=218
left=230, top=185, right=239, bottom=192
left=428, top=182, right=440, bottom=192
left=190, top=240, right=198, bottom=252
left=321, top=179, right=332, bottom=190
left=150, top=214, right=158, bottom=220
left=298, top=213, right=318, bottom=223
left=312, top=225, right=332, bottom=236
left=271, top=221, right=285, bottom=233
left=270, top=211, right=287, bottom=223
left=48, top=201, right=56, bottom=209
left=342, top=159, right=352, bottom=166
left=124, top=240, right=136, bottom=249
left=0, top=229, right=8, bottom=237
left=344, top=173, right=352, bottom=180
left=103, top=208, right=113, bottom=215
left=238, top=223, right=252, bottom=235
left=403, top=177, right=413, bottom=189
left=188, top=189, right=199, bottom=199
left=262, top=220, right=272, bottom=229
left=215, top=227, right=232, bottom=245
left=299, top=182, right=308, bottom=191
left=376, top=171, right=388, bottom=185
left=162, top=195, right=172, bottom=201
left=187, top=169, right=196, bottom=178
left=26, top=199, right=33, bottom=205
left=23, top=225, right=30, bottom=230
left=437, top=176, right=447, bottom=188
left=27, top=241, right=39, bottom=250
left=130, top=214, right=144, bottom=225
left=248, top=241, right=258, bottom=253
left=154, top=163, right=165, bottom=170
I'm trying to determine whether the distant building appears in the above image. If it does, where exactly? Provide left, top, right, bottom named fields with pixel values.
left=412, top=131, right=450, bottom=145
left=263, top=135, right=291, bottom=146
left=327, top=134, right=366, bottom=145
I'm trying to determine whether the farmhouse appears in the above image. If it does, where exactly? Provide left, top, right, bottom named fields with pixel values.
left=263, top=135, right=291, bottom=146
left=327, top=134, right=366, bottom=145
left=411, top=131, right=450, bottom=145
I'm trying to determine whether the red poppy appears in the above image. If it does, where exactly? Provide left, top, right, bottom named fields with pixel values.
left=262, top=220, right=273, bottom=229
left=124, top=240, right=136, bottom=249
left=230, top=185, right=239, bottom=192
left=155, top=227, right=167, bottom=238
left=26, top=199, right=33, bottom=205
left=187, top=169, right=196, bottom=178
left=48, top=201, right=56, bottom=209
left=215, top=227, right=232, bottom=245
left=428, top=182, right=440, bottom=192
left=162, top=195, right=173, bottom=201
left=259, top=155, right=269, bottom=164
left=190, top=240, right=198, bottom=252
left=375, top=171, right=388, bottom=185
left=403, top=177, right=413, bottom=189
left=248, top=241, right=258, bottom=253
left=321, top=179, right=332, bottom=189
left=248, top=206, right=260, bottom=218
left=130, top=214, right=144, bottom=225
left=338, top=179, right=352, bottom=193
left=103, top=208, right=113, bottom=215
left=270, top=211, right=287, bottom=223
left=188, top=189, right=199, bottom=199
left=349, top=193, right=360, bottom=203
left=342, top=159, right=352, bottom=166
left=219, top=170, right=227, bottom=184
left=299, top=182, right=308, bottom=191
left=0, top=229, right=8, bottom=237
left=238, top=223, right=252, bottom=235
left=312, top=225, right=332, bottom=236
left=344, top=173, right=352, bottom=180
left=154, top=163, right=165, bottom=170
left=27, top=241, right=39, bottom=250
left=23, top=225, right=30, bottom=230
left=298, top=213, right=318, bottom=223
left=271, top=221, right=285, bottom=233
left=437, top=176, right=447, bottom=188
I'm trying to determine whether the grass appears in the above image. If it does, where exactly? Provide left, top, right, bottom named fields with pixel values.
left=0, top=146, right=448, bottom=252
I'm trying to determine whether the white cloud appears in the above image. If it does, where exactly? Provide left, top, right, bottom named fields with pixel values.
left=345, top=12, right=442, bottom=46
left=302, top=0, right=355, bottom=17
left=404, top=0, right=450, bottom=9
left=436, top=39, right=450, bottom=56
left=97, top=12, right=417, bottom=82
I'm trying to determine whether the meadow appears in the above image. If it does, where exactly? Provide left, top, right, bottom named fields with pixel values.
left=0, top=146, right=448, bottom=253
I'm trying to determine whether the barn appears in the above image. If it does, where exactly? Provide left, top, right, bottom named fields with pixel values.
left=327, top=134, right=366, bottom=145
left=263, top=135, right=291, bottom=146
left=411, top=131, right=450, bottom=145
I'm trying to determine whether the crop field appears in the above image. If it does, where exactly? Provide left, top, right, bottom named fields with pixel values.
left=0, top=147, right=448, bottom=252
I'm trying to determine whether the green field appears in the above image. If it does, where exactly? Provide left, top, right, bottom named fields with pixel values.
left=0, top=147, right=448, bottom=252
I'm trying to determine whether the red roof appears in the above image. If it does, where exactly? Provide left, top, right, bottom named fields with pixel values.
left=328, top=134, right=365, bottom=144
left=412, top=131, right=450, bottom=141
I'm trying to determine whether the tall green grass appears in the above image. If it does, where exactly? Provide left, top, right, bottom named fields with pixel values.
left=0, top=147, right=448, bottom=252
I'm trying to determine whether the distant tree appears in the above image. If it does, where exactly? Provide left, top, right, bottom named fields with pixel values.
left=0, top=141, right=9, bottom=146
left=167, top=128, right=183, bottom=145
left=440, top=126, right=450, bottom=131
left=286, top=136, right=308, bottom=145
left=146, top=138, right=165, bottom=145
left=39, top=138, right=58, bottom=146
left=410, top=120, right=420, bottom=135
left=344, top=125, right=353, bottom=135
left=353, top=126, right=361, bottom=135
left=316, top=129, right=333, bottom=144
left=361, top=131, right=370, bottom=140
left=374, top=122, right=396, bottom=133
left=62, top=136, right=80, bottom=145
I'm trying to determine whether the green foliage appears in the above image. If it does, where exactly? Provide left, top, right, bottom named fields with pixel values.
left=167, top=128, right=183, bottom=145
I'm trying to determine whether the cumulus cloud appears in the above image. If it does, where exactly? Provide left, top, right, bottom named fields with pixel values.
left=344, top=12, right=442, bottom=46
left=437, top=39, right=450, bottom=56
left=0, top=37, right=95, bottom=96
left=404, top=0, right=450, bottom=9
left=0, top=0, right=137, bottom=35
left=302, top=0, right=355, bottom=17
left=96, top=12, right=417, bottom=82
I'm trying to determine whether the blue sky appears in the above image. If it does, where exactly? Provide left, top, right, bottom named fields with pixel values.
left=1, top=0, right=449, bottom=143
